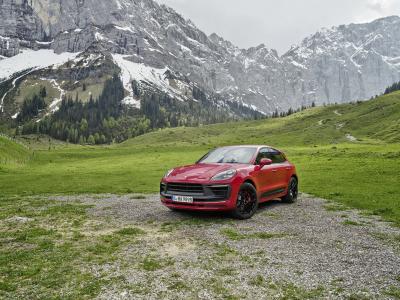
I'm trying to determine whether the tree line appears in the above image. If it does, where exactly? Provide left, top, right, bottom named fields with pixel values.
left=21, top=75, right=152, bottom=144
left=18, top=75, right=261, bottom=144
left=14, top=73, right=325, bottom=145
left=384, top=81, right=400, bottom=95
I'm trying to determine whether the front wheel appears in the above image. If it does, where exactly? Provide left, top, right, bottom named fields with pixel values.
left=281, top=177, right=298, bottom=203
left=231, top=183, right=258, bottom=219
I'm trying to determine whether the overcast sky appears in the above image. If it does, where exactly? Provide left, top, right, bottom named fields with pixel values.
left=155, top=0, right=400, bottom=54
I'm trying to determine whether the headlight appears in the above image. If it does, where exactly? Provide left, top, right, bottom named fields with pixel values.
left=211, top=169, right=237, bottom=181
left=164, top=169, right=174, bottom=178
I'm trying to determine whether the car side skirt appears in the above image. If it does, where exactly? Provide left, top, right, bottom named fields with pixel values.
left=259, top=187, right=287, bottom=202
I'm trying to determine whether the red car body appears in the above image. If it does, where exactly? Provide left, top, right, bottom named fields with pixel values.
left=160, top=145, right=298, bottom=217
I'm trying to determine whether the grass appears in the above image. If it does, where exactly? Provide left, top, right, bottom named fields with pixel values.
left=116, top=227, right=146, bottom=236
left=342, top=220, right=363, bottom=226
left=0, top=195, right=153, bottom=298
left=220, top=228, right=288, bottom=240
left=0, top=135, right=31, bottom=165
left=139, top=256, right=174, bottom=271
left=0, top=92, right=400, bottom=226
left=385, top=286, right=400, bottom=299
left=0, top=197, right=102, bottom=298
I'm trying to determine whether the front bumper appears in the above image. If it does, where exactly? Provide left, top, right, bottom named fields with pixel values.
left=160, top=182, right=239, bottom=211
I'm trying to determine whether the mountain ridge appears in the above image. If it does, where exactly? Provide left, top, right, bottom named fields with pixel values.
left=0, top=0, right=400, bottom=118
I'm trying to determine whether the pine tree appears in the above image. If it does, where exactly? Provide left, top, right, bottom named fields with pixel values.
left=87, top=135, right=95, bottom=145
left=40, top=86, right=47, bottom=98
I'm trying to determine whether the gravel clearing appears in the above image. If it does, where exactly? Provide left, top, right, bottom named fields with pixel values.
left=55, top=193, right=400, bottom=299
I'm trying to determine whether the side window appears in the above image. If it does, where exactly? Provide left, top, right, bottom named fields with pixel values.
left=269, top=149, right=286, bottom=164
left=255, top=148, right=269, bottom=164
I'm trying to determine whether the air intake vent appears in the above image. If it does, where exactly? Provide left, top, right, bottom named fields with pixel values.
left=166, top=183, right=204, bottom=195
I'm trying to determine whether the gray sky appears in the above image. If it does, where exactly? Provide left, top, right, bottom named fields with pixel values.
left=155, top=0, right=400, bottom=54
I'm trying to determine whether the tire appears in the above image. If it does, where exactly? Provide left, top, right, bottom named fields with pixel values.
left=281, top=177, right=298, bottom=203
left=231, top=183, right=259, bottom=219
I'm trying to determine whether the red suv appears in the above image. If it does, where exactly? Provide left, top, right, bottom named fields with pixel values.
left=160, top=146, right=298, bottom=219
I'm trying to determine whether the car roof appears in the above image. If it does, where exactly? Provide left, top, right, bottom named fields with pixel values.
left=218, top=145, right=284, bottom=153
left=220, top=145, right=272, bottom=149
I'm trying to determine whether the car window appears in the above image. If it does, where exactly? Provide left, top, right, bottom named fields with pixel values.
left=268, top=149, right=286, bottom=164
left=199, top=147, right=257, bottom=164
left=256, top=148, right=286, bottom=164
left=255, top=148, right=270, bottom=164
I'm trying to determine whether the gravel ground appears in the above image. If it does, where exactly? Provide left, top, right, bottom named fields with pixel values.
left=56, top=193, right=400, bottom=299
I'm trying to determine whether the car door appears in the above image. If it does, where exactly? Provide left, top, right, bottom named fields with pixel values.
left=253, top=148, right=281, bottom=198
left=268, top=148, right=290, bottom=191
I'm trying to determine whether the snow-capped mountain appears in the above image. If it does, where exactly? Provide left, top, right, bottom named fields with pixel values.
left=1, top=0, right=400, bottom=118
left=282, top=16, right=400, bottom=107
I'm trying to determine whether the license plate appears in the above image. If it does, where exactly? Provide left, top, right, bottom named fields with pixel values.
left=172, top=195, right=194, bottom=203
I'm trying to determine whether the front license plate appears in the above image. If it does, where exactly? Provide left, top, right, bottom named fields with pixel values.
left=172, top=195, right=194, bottom=203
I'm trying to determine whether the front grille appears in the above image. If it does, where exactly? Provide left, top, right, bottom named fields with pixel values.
left=166, top=183, right=204, bottom=195
left=162, top=183, right=231, bottom=202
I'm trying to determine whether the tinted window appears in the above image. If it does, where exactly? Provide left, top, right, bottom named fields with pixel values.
left=255, top=148, right=270, bottom=164
left=255, top=148, right=286, bottom=164
left=199, top=147, right=257, bottom=164
left=269, top=149, right=286, bottom=164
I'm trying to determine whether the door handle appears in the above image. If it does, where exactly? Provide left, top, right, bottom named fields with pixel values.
left=272, top=169, right=278, bottom=172
left=285, top=167, right=291, bottom=170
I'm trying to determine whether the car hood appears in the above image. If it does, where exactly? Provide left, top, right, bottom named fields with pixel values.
left=167, top=163, right=244, bottom=181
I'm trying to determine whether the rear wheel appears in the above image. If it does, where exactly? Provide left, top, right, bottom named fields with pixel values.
left=281, top=177, right=298, bottom=203
left=232, top=183, right=258, bottom=219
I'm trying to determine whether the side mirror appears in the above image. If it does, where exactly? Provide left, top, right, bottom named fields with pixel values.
left=259, top=158, right=272, bottom=167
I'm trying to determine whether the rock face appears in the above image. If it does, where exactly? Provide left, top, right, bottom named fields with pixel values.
left=1, top=0, right=400, bottom=114
left=282, top=16, right=400, bottom=107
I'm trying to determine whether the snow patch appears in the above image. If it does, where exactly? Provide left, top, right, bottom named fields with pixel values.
left=0, top=49, right=78, bottom=82
left=36, top=40, right=53, bottom=45
left=112, top=54, right=189, bottom=108
left=336, top=123, right=345, bottom=130
left=1, top=69, right=37, bottom=112
left=95, top=32, right=105, bottom=41
left=291, top=60, right=308, bottom=70
left=0, top=49, right=78, bottom=112
left=114, top=25, right=135, bottom=33
left=333, top=110, right=342, bottom=116
left=345, top=134, right=357, bottom=142
left=47, top=79, right=65, bottom=113
left=115, top=0, right=122, bottom=9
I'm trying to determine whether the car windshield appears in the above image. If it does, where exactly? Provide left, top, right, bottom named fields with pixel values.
left=198, top=147, right=257, bottom=164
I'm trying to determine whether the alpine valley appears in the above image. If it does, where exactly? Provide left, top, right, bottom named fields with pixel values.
left=1, top=0, right=400, bottom=143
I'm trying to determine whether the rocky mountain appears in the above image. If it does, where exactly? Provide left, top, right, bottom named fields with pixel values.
left=1, top=0, right=400, bottom=120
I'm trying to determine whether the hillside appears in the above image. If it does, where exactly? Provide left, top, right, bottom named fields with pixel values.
left=0, top=135, right=31, bottom=165
left=124, top=91, right=400, bottom=148
left=1, top=92, right=400, bottom=225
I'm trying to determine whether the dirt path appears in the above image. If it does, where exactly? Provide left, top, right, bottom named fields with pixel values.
left=56, top=194, right=400, bottom=299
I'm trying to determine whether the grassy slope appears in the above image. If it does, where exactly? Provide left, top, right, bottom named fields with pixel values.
left=0, top=136, right=31, bottom=165
left=0, top=92, right=400, bottom=225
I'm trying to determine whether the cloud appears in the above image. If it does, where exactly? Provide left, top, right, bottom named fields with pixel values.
left=367, top=0, right=385, bottom=12
left=367, top=0, right=400, bottom=13
left=156, top=0, right=400, bottom=54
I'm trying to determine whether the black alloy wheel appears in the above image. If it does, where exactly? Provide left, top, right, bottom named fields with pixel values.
left=232, top=183, right=258, bottom=219
left=281, top=177, right=298, bottom=203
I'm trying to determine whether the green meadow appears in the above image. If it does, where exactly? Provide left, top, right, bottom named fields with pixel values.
left=1, top=92, right=400, bottom=225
